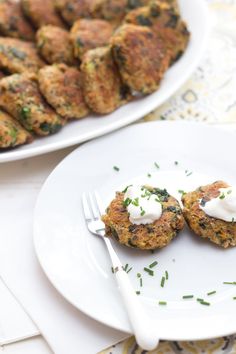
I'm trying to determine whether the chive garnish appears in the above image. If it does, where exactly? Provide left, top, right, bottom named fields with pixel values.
left=233, top=297, right=236, bottom=300
left=161, top=276, right=165, bottom=288
left=113, top=166, right=120, bottom=171
left=182, top=295, right=194, bottom=299
left=207, top=291, right=216, bottom=296
left=223, top=282, right=236, bottom=285
left=140, top=210, right=145, bottom=216
left=149, top=261, right=158, bottom=268
left=154, top=162, right=160, bottom=169
left=178, top=190, right=186, bottom=195
left=197, top=298, right=204, bottom=302
left=159, top=301, right=167, bottom=306
left=111, top=267, right=114, bottom=273
left=219, top=193, right=225, bottom=200
left=123, top=197, right=132, bottom=207
left=124, top=264, right=128, bottom=272
left=136, top=291, right=140, bottom=295
left=140, top=278, right=143, bottom=287
left=137, top=273, right=141, bottom=278
left=232, top=217, right=235, bottom=223
left=186, top=171, right=193, bottom=177
left=144, top=267, right=154, bottom=276
left=127, top=267, right=132, bottom=274
left=147, top=173, right=151, bottom=178
left=165, top=271, right=169, bottom=280
left=227, top=190, right=232, bottom=194
left=132, top=197, right=139, bottom=207
left=174, top=161, right=178, bottom=165
left=199, top=301, right=210, bottom=306
left=122, top=185, right=132, bottom=193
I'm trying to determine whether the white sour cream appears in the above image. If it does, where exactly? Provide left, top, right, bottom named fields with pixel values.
left=124, top=185, right=162, bottom=225
left=200, top=187, right=236, bottom=222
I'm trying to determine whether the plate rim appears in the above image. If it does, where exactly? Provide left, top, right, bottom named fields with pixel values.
left=0, top=0, right=210, bottom=163
left=33, top=120, right=236, bottom=341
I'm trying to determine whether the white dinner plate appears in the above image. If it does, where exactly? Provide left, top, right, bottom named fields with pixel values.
left=0, top=0, right=210, bottom=163
left=34, top=121, right=236, bottom=341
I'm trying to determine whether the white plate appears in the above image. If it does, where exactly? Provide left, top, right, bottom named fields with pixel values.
left=34, top=121, right=236, bottom=341
left=0, top=0, right=210, bottom=163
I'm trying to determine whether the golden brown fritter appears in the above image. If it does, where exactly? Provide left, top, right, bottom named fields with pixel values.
left=0, top=73, right=64, bottom=136
left=111, top=24, right=170, bottom=94
left=54, top=0, right=92, bottom=26
left=182, top=181, right=236, bottom=248
left=81, top=46, right=131, bottom=114
left=0, top=109, right=33, bottom=148
left=70, top=19, right=113, bottom=60
left=21, top=0, right=65, bottom=29
left=36, top=25, right=76, bottom=65
left=0, top=37, right=44, bottom=74
left=38, top=64, right=89, bottom=119
left=90, top=0, right=127, bottom=27
left=126, top=0, right=151, bottom=10
left=124, top=2, right=190, bottom=63
left=102, top=187, right=185, bottom=250
left=0, top=0, right=35, bottom=41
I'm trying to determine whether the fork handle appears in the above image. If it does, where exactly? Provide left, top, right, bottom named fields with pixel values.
left=104, top=238, right=159, bottom=351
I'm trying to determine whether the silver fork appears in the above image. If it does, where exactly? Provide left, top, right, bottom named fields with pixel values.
left=82, top=191, right=160, bottom=351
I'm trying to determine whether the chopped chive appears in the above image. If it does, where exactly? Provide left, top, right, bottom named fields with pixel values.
left=227, top=190, right=232, bottom=194
left=111, top=267, right=114, bottom=273
left=178, top=190, right=186, bottom=195
left=144, top=267, right=154, bottom=276
left=219, top=194, right=225, bottom=200
left=127, top=267, right=132, bottom=274
left=124, top=264, right=128, bottom=272
left=182, top=295, right=194, bottom=299
left=136, top=291, right=140, bottom=295
left=123, top=197, right=132, bottom=207
left=140, top=210, right=145, bottom=216
left=232, top=217, right=235, bottom=223
left=158, top=301, right=167, bottom=306
left=186, top=171, right=193, bottom=177
left=113, top=166, right=120, bottom=171
left=137, top=273, right=141, bottom=278
left=199, top=301, right=210, bottom=306
left=197, top=298, right=204, bottom=302
left=154, top=162, right=160, bottom=169
left=223, top=282, right=236, bottom=285
left=147, top=173, right=151, bottom=178
left=140, top=278, right=143, bottom=287
left=174, top=161, right=178, bottom=165
left=165, top=270, right=169, bottom=280
left=233, top=297, right=236, bottom=300
left=132, top=197, right=139, bottom=207
left=161, top=276, right=165, bottom=288
left=207, top=291, right=216, bottom=296
left=149, top=261, right=158, bottom=268
left=122, top=185, right=132, bottom=193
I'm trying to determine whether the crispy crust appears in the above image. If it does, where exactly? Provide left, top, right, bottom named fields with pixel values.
left=0, top=109, right=33, bottom=148
left=124, top=2, right=190, bottom=63
left=0, top=37, right=44, bottom=73
left=54, top=0, right=93, bottom=25
left=182, top=181, right=236, bottom=248
left=102, top=188, right=185, bottom=250
left=111, top=24, right=170, bottom=94
left=90, top=0, right=127, bottom=27
left=81, top=46, right=131, bottom=114
left=0, top=73, right=64, bottom=136
left=21, top=0, right=65, bottom=29
left=70, top=19, right=113, bottom=60
left=0, top=0, right=35, bottom=41
left=38, top=64, right=89, bottom=119
left=36, top=25, right=76, bottom=65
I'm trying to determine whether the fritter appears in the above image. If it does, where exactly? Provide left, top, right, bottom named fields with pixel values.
left=124, top=2, right=190, bottom=63
left=182, top=181, right=236, bottom=248
left=102, top=187, right=185, bottom=250
left=21, top=0, right=65, bottom=29
left=54, top=0, right=92, bottom=26
left=0, top=0, right=35, bottom=41
left=70, top=19, right=113, bottom=60
left=111, top=24, right=170, bottom=94
left=0, top=109, right=33, bottom=148
left=0, top=37, right=44, bottom=74
left=0, top=73, right=64, bottom=136
left=90, top=0, right=127, bottom=27
left=81, top=46, right=131, bottom=114
left=0, top=71, right=6, bottom=79
left=126, top=0, right=151, bottom=10
left=38, top=64, right=89, bottom=119
left=36, top=25, right=76, bottom=65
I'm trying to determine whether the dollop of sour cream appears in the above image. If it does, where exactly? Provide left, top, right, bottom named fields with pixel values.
left=200, top=187, right=236, bottom=222
left=123, top=185, right=162, bottom=225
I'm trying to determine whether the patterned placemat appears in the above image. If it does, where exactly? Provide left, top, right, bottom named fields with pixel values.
left=99, top=1, right=236, bottom=353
